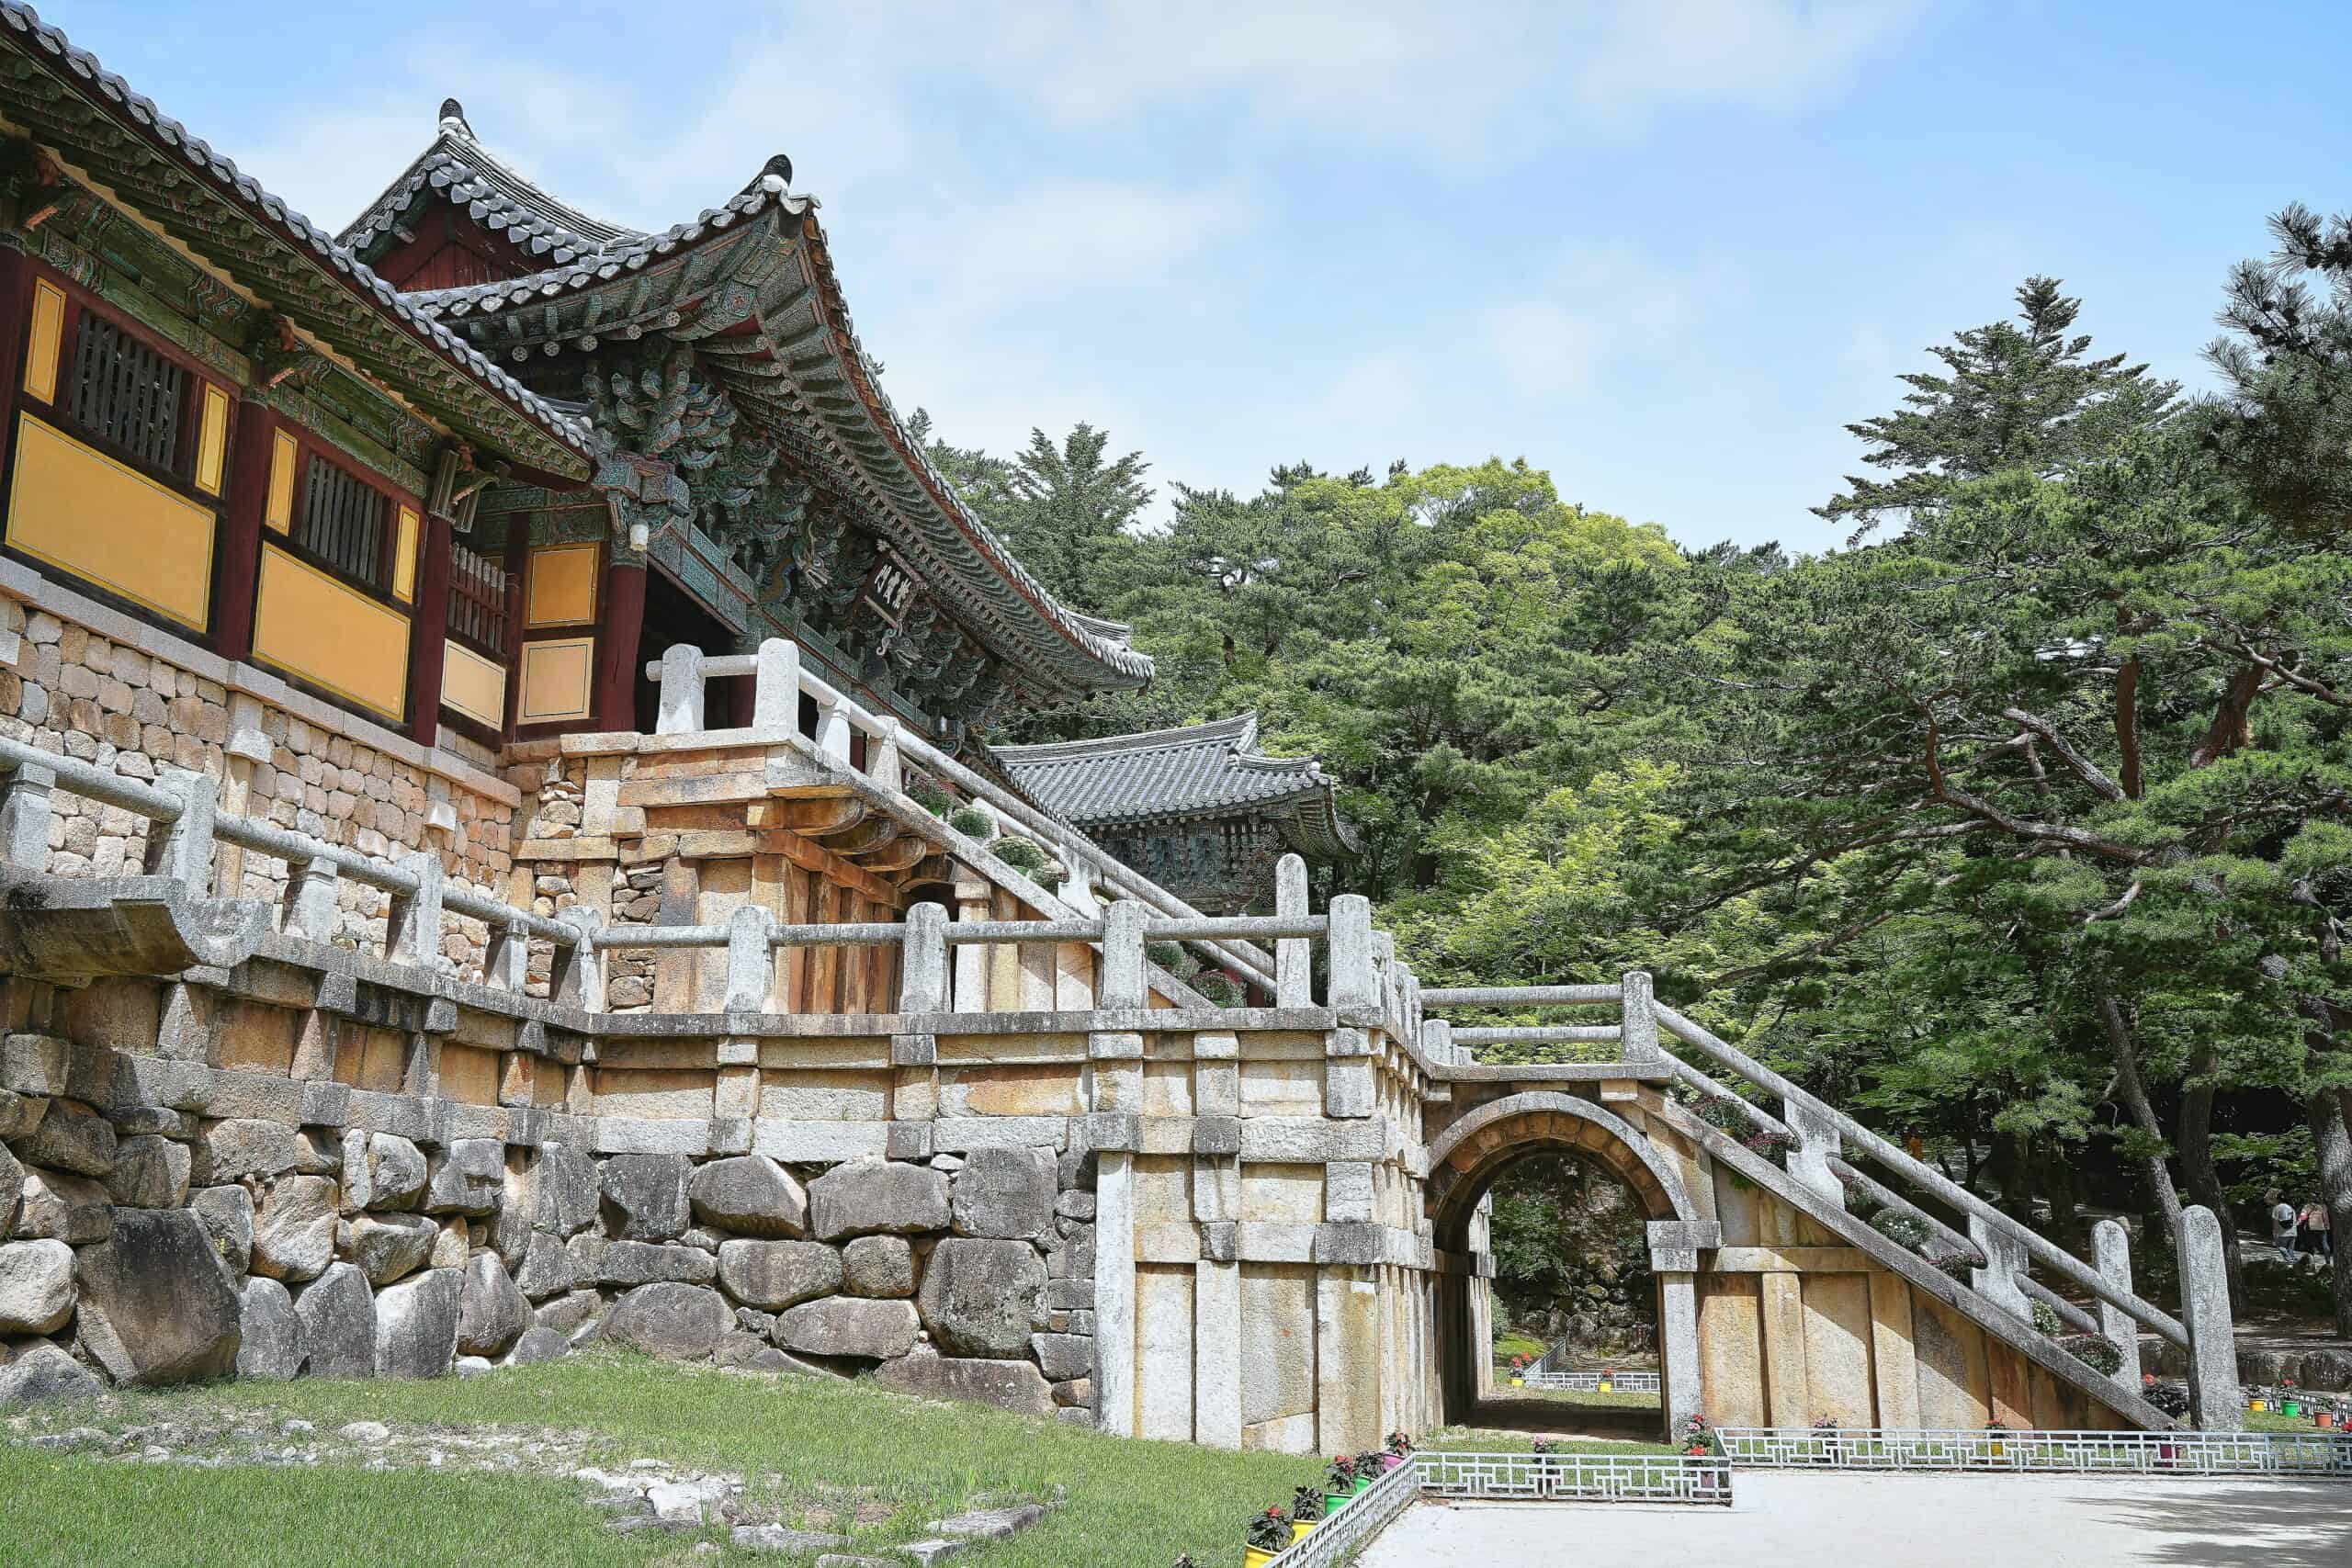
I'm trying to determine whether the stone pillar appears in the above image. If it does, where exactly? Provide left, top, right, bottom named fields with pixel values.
left=1275, top=852, right=1312, bottom=1007
left=653, top=643, right=705, bottom=734
left=0, top=758, right=54, bottom=871
left=1193, top=1255, right=1242, bottom=1450
left=952, top=878, right=991, bottom=1012
left=1093, top=1149, right=1136, bottom=1437
left=750, top=637, right=799, bottom=732
left=1621, top=970, right=1661, bottom=1062
left=1968, top=1213, right=2032, bottom=1323
left=2091, top=1218, right=2143, bottom=1392
left=1647, top=1220, right=1715, bottom=1438
left=1317, top=1268, right=1381, bottom=1454
left=723, top=904, right=775, bottom=1012
left=2178, top=1204, right=2243, bottom=1431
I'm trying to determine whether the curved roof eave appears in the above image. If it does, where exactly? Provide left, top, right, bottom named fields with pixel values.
left=401, top=164, right=1149, bottom=696
left=0, top=5, right=595, bottom=480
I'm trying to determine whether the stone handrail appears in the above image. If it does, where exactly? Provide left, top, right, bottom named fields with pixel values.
left=638, top=637, right=1290, bottom=992
left=0, top=734, right=582, bottom=992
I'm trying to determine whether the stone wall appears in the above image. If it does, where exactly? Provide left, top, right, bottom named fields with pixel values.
left=0, top=566, right=520, bottom=979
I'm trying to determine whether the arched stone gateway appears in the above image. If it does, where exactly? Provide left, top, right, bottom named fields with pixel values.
left=1424, top=1091, right=1717, bottom=1437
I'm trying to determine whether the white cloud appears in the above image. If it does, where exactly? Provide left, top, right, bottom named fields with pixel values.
left=1486, top=244, right=1746, bottom=395
left=1570, top=1, right=1926, bottom=121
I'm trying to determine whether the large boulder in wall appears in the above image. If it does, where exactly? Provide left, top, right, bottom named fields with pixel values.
left=916, top=1238, right=1046, bottom=1358
left=374, top=1267, right=464, bottom=1379
left=690, top=1156, right=808, bottom=1237
left=457, top=1251, right=530, bottom=1357
left=74, top=1208, right=241, bottom=1385
left=875, top=1348, right=1054, bottom=1416
left=602, top=1281, right=730, bottom=1360
left=601, top=1154, right=692, bottom=1241
left=294, top=1262, right=375, bottom=1379
left=949, top=1147, right=1056, bottom=1240
left=808, top=1160, right=948, bottom=1240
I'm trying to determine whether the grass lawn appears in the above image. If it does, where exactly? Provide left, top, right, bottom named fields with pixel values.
left=1422, top=1425, right=1677, bottom=1456
left=1491, top=1385, right=1660, bottom=1412
left=1, top=1351, right=1329, bottom=1568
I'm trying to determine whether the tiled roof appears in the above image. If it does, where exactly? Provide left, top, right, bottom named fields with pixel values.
left=0, top=6, right=594, bottom=478
left=995, top=714, right=1346, bottom=831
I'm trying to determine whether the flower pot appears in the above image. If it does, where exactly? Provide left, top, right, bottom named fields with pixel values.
left=2315, top=1413, right=2334, bottom=1430
left=1510, top=1377, right=1525, bottom=1387
left=1351, top=1476, right=1374, bottom=1495
left=2282, top=1400, right=2302, bottom=1417
left=1376, top=1453, right=1405, bottom=1474
left=1323, top=1493, right=1353, bottom=1517
left=1292, top=1521, right=1317, bottom=1544
left=1244, top=1548, right=1280, bottom=1568
left=2249, top=1398, right=2267, bottom=1413
left=1598, top=1380, right=1613, bottom=1393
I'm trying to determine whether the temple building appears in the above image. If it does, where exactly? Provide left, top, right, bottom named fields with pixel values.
left=995, top=714, right=1356, bottom=913
left=334, top=101, right=1149, bottom=753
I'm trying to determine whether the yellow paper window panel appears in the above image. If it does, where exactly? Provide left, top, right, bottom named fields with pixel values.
left=264, top=429, right=299, bottom=532
left=525, top=542, right=599, bottom=626
left=392, top=506, right=421, bottom=603
left=251, top=545, right=409, bottom=721
left=518, top=637, right=595, bottom=724
left=440, top=638, right=506, bottom=729
left=194, top=385, right=230, bottom=496
left=22, top=280, right=64, bottom=402
left=6, top=412, right=211, bottom=629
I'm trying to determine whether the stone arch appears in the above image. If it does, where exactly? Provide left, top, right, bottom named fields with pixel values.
left=1426, top=1090, right=1698, bottom=1247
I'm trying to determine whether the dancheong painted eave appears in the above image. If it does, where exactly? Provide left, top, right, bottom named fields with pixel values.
left=0, top=4, right=595, bottom=484
left=336, top=107, right=1153, bottom=703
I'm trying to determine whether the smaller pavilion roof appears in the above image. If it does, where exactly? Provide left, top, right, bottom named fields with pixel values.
left=995, top=714, right=1356, bottom=858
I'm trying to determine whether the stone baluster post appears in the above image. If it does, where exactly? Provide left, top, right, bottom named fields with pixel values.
left=485, top=914, right=529, bottom=993
left=387, top=849, right=445, bottom=968
left=1648, top=1220, right=1718, bottom=1437
left=283, top=856, right=340, bottom=942
left=1968, top=1213, right=2032, bottom=1323
left=750, top=637, right=799, bottom=732
left=951, top=878, right=991, bottom=1011
left=654, top=643, right=705, bottom=734
left=1620, top=970, right=1661, bottom=1063
left=1783, top=1098, right=1846, bottom=1209
left=2091, top=1219, right=2143, bottom=1392
left=723, top=903, right=777, bottom=1013
left=1101, top=899, right=1148, bottom=1011
left=553, top=908, right=605, bottom=1012
left=0, top=758, right=54, bottom=870
left=1274, top=852, right=1312, bottom=1007
left=1328, top=894, right=1376, bottom=1013
left=814, top=691, right=854, bottom=764
left=899, top=902, right=949, bottom=1014
left=144, top=768, right=220, bottom=891
left=867, top=716, right=903, bottom=790
left=2178, top=1205, right=2243, bottom=1430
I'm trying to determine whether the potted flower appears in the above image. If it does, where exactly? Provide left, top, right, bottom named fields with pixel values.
left=1984, top=1419, right=2013, bottom=1461
left=2279, top=1379, right=2301, bottom=1419
left=1380, top=1431, right=1415, bottom=1473
left=1288, top=1486, right=1323, bottom=1545
left=1322, top=1454, right=1360, bottom=1517
left=1808, top=1414, right=1840, bottom=1464
left=1684, top=1414, right=1724, bottom=1491
left=1531, top=1437, right=1561, bottom=1491
left=1599, top=1365, right=1615, bottom=1394
left=1509, top=1353, right=1530, bottom=1388
left=1243, top=1506, right=1292, bottom=1568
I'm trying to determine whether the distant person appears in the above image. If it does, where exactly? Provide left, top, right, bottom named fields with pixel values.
left=2268, top=1189, right=2299, bottom=1263
left=2301, top=1200, right=2332, bottom=1269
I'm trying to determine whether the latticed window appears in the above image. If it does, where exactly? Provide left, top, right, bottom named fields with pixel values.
left=446, top=537, right=508, bottom=653
left=294, top=454, right=390, bottom=592
left=65, top=313, right=186, bottom=471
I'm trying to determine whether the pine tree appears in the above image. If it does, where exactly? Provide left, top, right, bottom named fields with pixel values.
left=1818, top=276, right=2178, bottom=539
left=2207, top=202, right=2352, bottom=536
left=996, top=423, right=1152, bottom=606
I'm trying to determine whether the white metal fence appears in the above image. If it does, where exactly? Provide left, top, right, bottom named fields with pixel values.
left=1413, top=1450, right=1734, bottom=1505
left=1261, top=1454, right=1422, bottom=1566
left=1518, top=1370, right=1661, bottom=1393
left=1717, top=1427, right=2352, bottom=1476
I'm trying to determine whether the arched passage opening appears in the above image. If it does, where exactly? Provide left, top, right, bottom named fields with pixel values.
left=1426, top=1092, right=1706, bottom=1442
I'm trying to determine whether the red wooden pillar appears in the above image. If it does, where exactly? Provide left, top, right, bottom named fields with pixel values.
left=211, top=399, right=278, bottom=664
left=593, top=558, right=646, bottom=732
left=499, top=514, right=527, bottom=741
left=0, top=249, right=29, bottom=469
left=404, top=510, right=454, bottom=746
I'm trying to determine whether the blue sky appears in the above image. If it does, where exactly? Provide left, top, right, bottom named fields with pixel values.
left=51, top=1, right=2352, bottom=553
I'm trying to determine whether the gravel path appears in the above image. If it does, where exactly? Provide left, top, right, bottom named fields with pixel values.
left=1359, top=1472, right=2352, bottom=1567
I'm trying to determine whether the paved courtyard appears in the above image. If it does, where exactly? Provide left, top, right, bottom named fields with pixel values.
left=1360, top=1472, right=2352, bottom=1567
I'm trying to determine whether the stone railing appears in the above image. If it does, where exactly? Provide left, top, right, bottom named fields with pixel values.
left=637, top=637, right=1335, bottom=996
left=0, top=732, right=584, bottom=992
left=1419, top=980, right=2228, bottom=1431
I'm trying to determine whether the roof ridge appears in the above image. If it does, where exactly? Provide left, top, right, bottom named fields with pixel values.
left=995, top=713, right=1258, bottom=761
